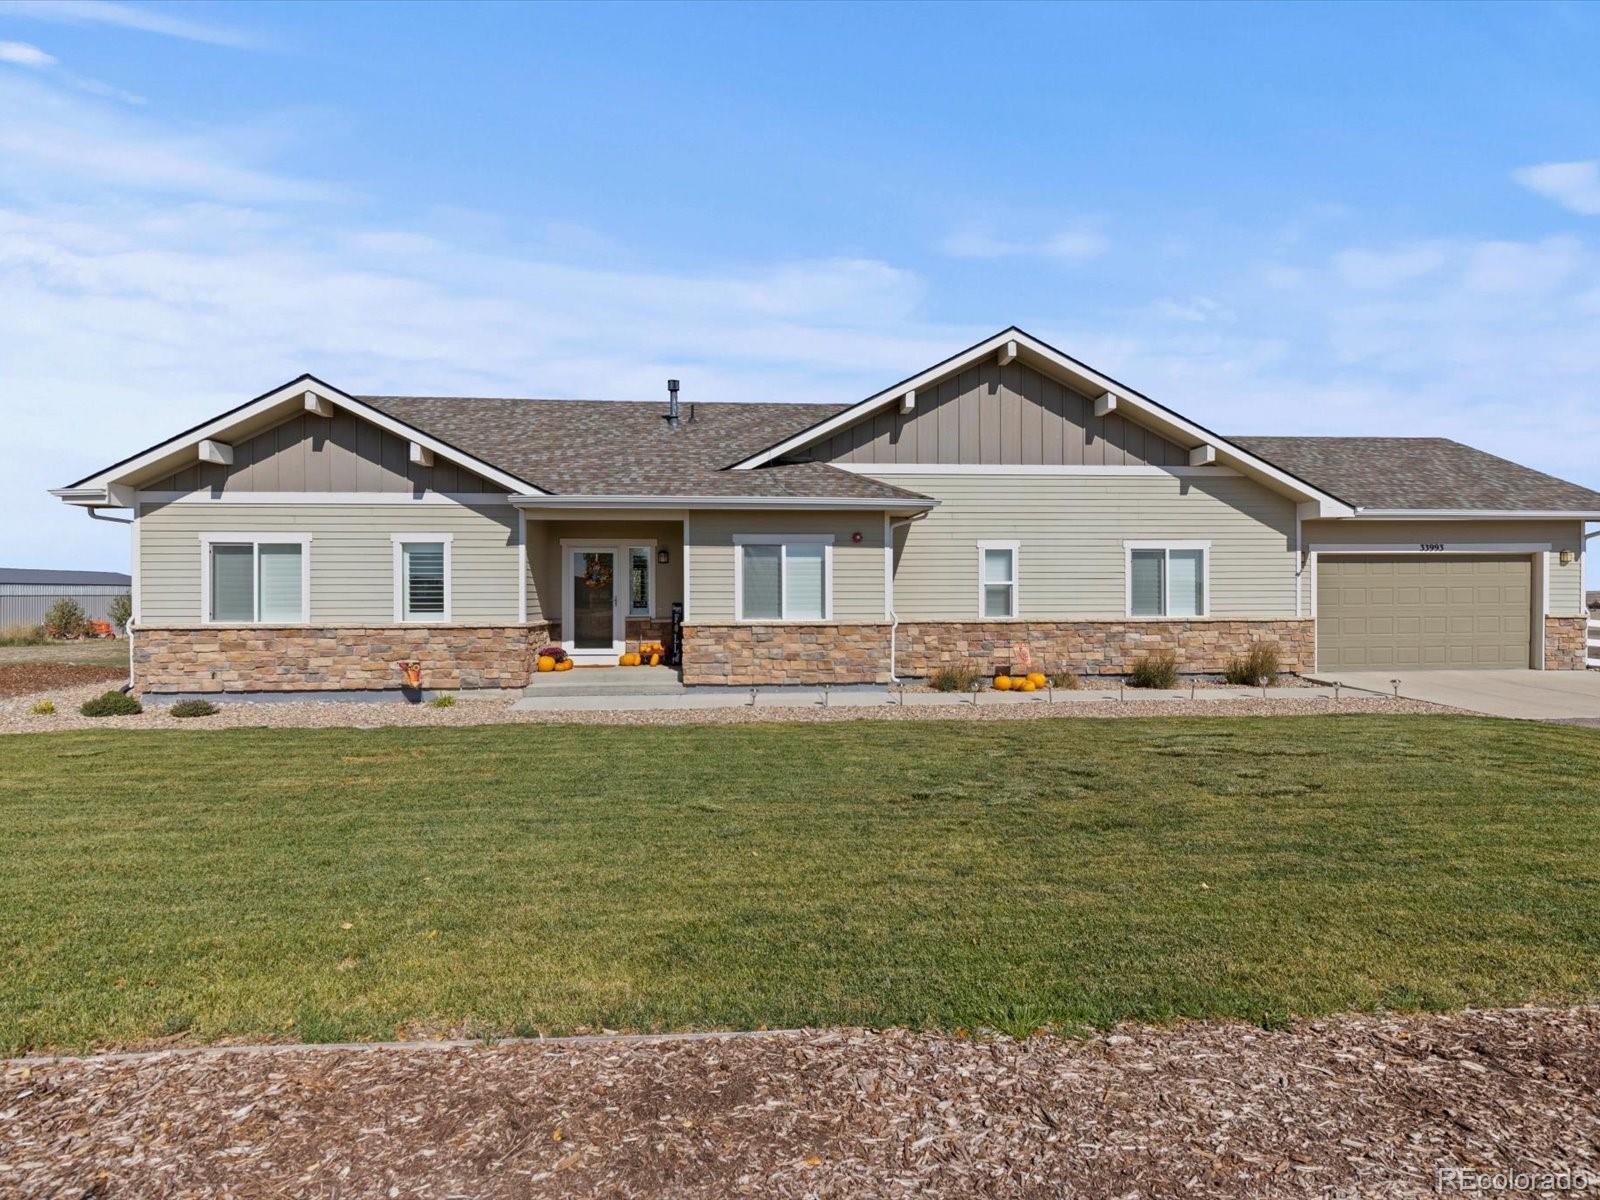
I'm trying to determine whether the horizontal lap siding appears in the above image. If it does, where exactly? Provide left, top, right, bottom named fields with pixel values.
left=883, top=473, right=1297, bottom=620
left=137, top=501, right=521, bottom=625
left=1302, top=518, right=1586, bottom=616
left=688, top=511, right=886, bottom=623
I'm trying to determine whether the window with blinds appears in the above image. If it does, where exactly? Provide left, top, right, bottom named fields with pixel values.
left=1129, top=546, right=1206, bottom=617
left=401, top=542, right=447, bottom=621
left=737, top=538, right=829, bottom=621
left=206, top=540, right=304, bottom=623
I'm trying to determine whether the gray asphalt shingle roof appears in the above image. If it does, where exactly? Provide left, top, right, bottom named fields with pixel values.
left=360, top=396, right=928, bottom=502
left=0, top=568, right=131, bottom=586
left=1229, top=437, right=1600, bottom=512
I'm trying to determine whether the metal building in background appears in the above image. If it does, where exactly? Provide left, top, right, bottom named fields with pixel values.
left=0, top=568, right=131, bottom=631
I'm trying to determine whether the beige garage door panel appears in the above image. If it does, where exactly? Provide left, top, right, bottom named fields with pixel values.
left=1317, top=556, right=1531, bottom=670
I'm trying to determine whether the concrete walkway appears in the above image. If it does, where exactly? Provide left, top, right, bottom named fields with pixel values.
left=1312, top=668, right=1600, bottom=721
left=512, top=681, right=1344, bottom=713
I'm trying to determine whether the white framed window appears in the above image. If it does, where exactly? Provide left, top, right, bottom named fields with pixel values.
left=733, top=534, right=832, bottom=621
left=627, top=544, right=655, bottom=618
left=199, top=534, right=311, bottom=624
left=392, top=534, right=452, bottom=623
left=1125, top=541, right=1210, bottom=618
left=977, top=541, right=1019, bottom=618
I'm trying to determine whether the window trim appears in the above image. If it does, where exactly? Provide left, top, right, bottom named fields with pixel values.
left=976, top=540, right=1020, bottom=619
left=391, top=533, right=453, bottom=624
left=1124, top=540, right=1211, bottom=618
left=626, top=541, right=657, bottom=619
left=732, top=533, right=834, bottom=622
left=198, top=533, right=312, bottom=625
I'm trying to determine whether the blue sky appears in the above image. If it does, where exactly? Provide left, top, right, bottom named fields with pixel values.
left=3, top=0, right=1600, bottom=575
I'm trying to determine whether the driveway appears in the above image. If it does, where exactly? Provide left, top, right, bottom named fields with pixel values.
left=1314, top=668, right=1600, bottom=720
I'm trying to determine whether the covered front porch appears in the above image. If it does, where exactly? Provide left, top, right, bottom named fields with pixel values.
left=521, top=508, right=686, bottom=668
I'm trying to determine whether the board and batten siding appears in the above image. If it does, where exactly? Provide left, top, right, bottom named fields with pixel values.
left=147, top=412, right=498, bottom=494
left=881, top=471, right=1298, bottom=621
left=1302, top=518, right=1586, bottom=616
left=136, top=499, right=522, bottom=625
left=798, top=361, right=1190, bottom=468
left=687, top=511, right=887, bottom=623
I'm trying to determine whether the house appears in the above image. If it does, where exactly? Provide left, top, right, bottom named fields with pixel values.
left=0, top=568, right=132, bottom=632
left=51, top=328, right=1600, bottom=694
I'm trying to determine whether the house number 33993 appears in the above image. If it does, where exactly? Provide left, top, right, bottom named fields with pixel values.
left=1418, top=542, right=1446, bottom=551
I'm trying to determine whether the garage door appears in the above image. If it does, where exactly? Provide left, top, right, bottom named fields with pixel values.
left=1317, top=555, right=1531, bottom=670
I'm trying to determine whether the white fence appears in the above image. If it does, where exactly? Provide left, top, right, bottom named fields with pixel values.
left=1589, top=619, right=1600, bottom=669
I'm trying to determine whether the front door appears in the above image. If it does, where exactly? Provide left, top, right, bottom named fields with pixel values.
left=565, top=547, right=623, bottom=662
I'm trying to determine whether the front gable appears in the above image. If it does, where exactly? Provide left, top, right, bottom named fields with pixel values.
left=148, top=409, right=502, bottom=495
left=791, top=360, right=1189, bottom=468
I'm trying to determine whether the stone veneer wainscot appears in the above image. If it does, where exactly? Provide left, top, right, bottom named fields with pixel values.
left=895, top=619, right=1315, bottom=676
left=681, top=618, right=1315, bottom=685
left=1545, top=615, right=1588, bottom=671
left=132, top=624, right=550, bottom=693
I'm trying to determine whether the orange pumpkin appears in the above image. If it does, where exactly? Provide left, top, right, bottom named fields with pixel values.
left=648, top=653, right=661, bottom=666
left=536, top=655, right=556, bottom=673
left=1020, top=679, right=1037, bottom=693
left=1027, top=672, right=1047, bottom=689
left=556, top=659, right=573, bottom=671
left=994, top=675, right=1013, bottom=691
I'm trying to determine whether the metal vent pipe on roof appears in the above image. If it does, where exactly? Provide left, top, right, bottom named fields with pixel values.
left=667, top=378, right=680, bottom=425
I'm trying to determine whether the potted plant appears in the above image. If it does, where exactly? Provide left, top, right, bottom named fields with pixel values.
left=395, top=660, right=423, bottom=689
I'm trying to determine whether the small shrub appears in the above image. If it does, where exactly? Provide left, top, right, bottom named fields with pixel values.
left=1128, top=650, right=1179, bottom=689
left=43, top=598, right=88, bottom=640
left=169, top=699, right=218, bottom=718
left=1050, top=671, right=1082, bottom=690
left=30, top=699, right=55, bottom=715
left=80, top=690, right=142, bottom=717
left=1224, top=641, right=1282, bottom=688
left=0, top=622, right=46, bottom=646
left=929, top=665, right=980, bottom=692
left=429, top=694, right=457, bottom=708
left=107, top=594, right=132, bottom=635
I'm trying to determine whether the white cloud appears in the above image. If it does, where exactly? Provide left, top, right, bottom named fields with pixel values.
left=1333, top=242, right=1448, bottom=289
left=0, top=0, right=261, bottom=49
left=939, top=226, right=1109, bottom=262
left=1513, top=159, right=1600, bottom=216
left=0, top=39, right=55, bottom=66
left=0, top=74, right=328, bottom=199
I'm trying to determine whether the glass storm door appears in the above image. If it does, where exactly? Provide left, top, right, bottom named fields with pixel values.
left=571, top=550, right=617, bottom=650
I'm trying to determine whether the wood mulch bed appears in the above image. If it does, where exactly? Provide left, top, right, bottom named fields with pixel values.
left=5, top=1007, right=1597, bottom=1197
left=0, top=663, right=125, bottom=700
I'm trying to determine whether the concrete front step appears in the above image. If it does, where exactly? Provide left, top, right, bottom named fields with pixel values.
left=523, top=666, right=686, bottom=697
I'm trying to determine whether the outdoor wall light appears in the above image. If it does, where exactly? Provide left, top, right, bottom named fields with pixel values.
left=657, top=548, right=670, bottom=565
left=1560, top=550, right=1575, bottom=566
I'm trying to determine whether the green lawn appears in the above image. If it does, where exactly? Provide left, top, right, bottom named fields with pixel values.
left=3, top=715, right=1599, bottom=1052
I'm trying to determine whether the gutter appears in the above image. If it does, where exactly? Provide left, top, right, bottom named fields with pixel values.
left=1349, top=509, right=1600, bottom=520
left=511, top=494, right=938, bottom=512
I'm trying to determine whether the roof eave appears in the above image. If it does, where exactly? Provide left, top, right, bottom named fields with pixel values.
left=1348, top=508, right=1600, bottom=520
left=511, top=494, right=937, bottom=512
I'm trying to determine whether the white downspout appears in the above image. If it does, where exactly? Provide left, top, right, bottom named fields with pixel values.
left=887, top=512, right=929, bottom=682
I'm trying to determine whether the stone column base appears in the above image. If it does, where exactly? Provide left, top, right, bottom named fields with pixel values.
left=1545, top=615, right=1588, bottom=670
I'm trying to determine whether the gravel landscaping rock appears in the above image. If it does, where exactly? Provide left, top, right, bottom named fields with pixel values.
left=5, top=1006, right=1597, bottom=1197
left=0, top=680, right=1457, bottom=734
